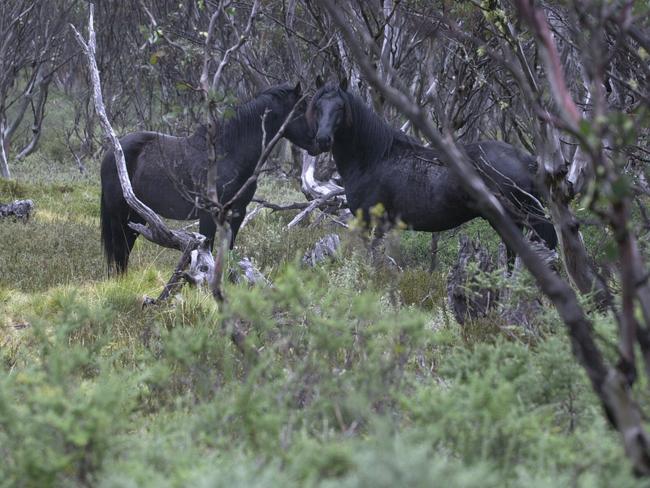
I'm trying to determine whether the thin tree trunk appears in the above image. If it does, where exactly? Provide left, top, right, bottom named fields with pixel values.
left=0, top=119, right=10, bottom=178
left=429, top=232, right=439, bottom=272
left=17, top=74, right=52, bottom=160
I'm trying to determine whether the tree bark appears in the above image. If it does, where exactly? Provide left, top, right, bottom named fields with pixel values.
left=0, top=119, right=10, bottom=178
left=16, top=70, right=53, bottom=160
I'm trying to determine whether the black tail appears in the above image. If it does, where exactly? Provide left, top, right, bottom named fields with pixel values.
left=100, top=132, right=151, bottom=275
left=100, top=182, right=136, bottom=275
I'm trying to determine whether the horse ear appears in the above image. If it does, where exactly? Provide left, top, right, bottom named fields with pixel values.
left=293, top=82, right=302, bottom=96
left=339, top=77, right=348, bottom=92
left=315, top=75, right=324, bottom=89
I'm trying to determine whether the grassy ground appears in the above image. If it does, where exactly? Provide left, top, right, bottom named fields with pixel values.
left=0, top=126, right=645, bottom=487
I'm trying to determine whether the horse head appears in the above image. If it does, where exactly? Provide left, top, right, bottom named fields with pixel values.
left=307, top=77, right=352, bottom=153
left=267, top=82, right=320, bottom=156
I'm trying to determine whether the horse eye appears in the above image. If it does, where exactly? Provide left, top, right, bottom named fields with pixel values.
left=199, top=265, right=209, bottom=272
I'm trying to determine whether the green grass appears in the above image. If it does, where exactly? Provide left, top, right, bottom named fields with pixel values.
left=0, top=111, right=645, bottom=487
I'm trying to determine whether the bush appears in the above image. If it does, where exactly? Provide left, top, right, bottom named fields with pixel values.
left=1, top=159, right=645, bottom=486
left=0, top=295, right=135, bottom=487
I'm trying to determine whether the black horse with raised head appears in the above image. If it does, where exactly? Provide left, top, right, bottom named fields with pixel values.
left=306, top=79, right=557, bottom=255
left=101, top=82, right=315, bottom=274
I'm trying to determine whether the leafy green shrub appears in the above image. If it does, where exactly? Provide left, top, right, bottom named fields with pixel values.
left=402, top=336, right=638, bottom=486
left=1, top=147, right=646, bottom=487
left=0, top=295, right=135, bottom=487
left=397, top=268, right=445, bottom=309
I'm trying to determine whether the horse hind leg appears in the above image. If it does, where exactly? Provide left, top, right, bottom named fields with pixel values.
left=506, top=217, right=558, bottom=273
left=199, top=213, right=217, bottom=250
left=229, top=210, right=246, bottom=249
left=529, top=215, right=558, bottom=251
left=487, top=217, right=519, bottom=272
left=502, top=220, right=558, bottom=274
left=112, top=208, right=145, bottom=274
left=100, top=190, right=131, bottom=274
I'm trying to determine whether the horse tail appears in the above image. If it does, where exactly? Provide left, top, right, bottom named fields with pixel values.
left=100, top=189, right=116, bottom=274
left=100, top=151, right=134, bottom=275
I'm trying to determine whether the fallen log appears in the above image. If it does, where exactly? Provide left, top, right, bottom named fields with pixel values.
left=0, top=199, right=34, bottom=223
left=236, top=257, right=270, bottom=286
left=288, top=188, right=345, bottom=228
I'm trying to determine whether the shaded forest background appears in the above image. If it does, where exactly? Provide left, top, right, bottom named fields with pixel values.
left=1, top=0, right=650, bottom=486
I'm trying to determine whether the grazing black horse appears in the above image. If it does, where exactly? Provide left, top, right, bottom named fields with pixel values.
left=101, top=82, right=315, bottom=273
left=306, top=80, right=557, bottom=255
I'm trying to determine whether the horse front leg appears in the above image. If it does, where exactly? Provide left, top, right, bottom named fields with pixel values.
left=487, top=217, right=520, bottom=273
left=366, top=208, right=398, bottom=268
left=199, top=213, right=217, bottom=250
left=229, top=208, right=246, bottom=249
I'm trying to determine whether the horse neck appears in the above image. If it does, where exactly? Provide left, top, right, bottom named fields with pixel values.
left=332, top=96, right=395, bottom=179
left=221, top=97, right=287, bottom=176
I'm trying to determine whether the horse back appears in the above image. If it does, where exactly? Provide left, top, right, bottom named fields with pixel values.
left=101, top=130, right=207, bottom=220
left=465, top=141, right=539, bottom=195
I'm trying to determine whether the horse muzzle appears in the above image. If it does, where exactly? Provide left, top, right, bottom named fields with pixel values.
left=306, top=143, right=323, bottom=156
left=316, top=134, right=333, bottom=152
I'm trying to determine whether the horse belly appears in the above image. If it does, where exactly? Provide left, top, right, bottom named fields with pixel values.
left=383, top=168, right=477, bottom=232
left=393, top=191, right=474, bottom=231
left=132, top=172, right=200, bottom=221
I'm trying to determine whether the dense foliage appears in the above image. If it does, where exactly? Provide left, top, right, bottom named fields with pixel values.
left=0, top=148, right=643, bottom=486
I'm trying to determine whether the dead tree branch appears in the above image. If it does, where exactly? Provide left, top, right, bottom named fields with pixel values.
left=71, top=4, right=214, bottom=302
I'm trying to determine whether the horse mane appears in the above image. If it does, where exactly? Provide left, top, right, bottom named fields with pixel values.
left=221, top=83, right=294, bottom=152
left=346, top=90, right=436, bottom=168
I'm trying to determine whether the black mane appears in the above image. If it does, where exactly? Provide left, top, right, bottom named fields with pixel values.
left=222, top=83, right=295, bottom=153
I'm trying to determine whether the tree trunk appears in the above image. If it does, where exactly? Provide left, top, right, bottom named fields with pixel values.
left=16, top=72, right=52, bottom=160
left=0, top=119, right=10, bottom=178
left=540, top=125, right=612, bottom=308
left=446, top=234, right=498, bottom=325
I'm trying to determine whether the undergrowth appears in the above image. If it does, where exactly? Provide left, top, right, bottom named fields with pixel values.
left=0, top=118, right=643, bottom=487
